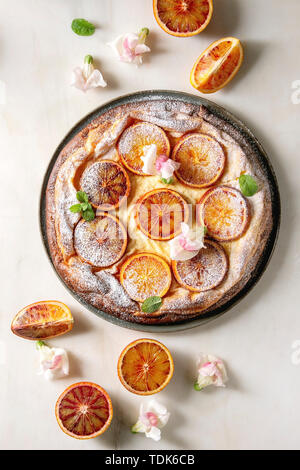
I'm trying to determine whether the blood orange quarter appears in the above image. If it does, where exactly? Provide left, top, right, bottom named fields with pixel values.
left=11, top=301, right=73, bottom=340
left=117, top=338, right=174, bottom=395
left=55, top=382, right=113, bottom=439
left=190, top=37, right=243, bottom=93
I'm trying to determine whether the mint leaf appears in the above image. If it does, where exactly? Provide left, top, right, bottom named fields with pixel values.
left=239, top=174, right=258, bottom=197
left=81, top=202, right=89, bottom=211
left=76, top=191, right=89, bottom=203
left=71, top=18, right=95, bottom=36
left=161, top=177, right=173, bottom=185
left=141, top=296, right=162, bottom=313
left=82, top=207, right=95, bottom=221
left=69, top=203, right=82, bottom=213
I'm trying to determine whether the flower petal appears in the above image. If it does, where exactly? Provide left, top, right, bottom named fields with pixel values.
left=145, top=426, right=161, bottom=441
left=135, top=43, right=151, bottom=55
left=141, top=144, right=157, bottom=175
left=71, top=67, right=87, bottom=92
left=160, top=159, right=180, bottom=180
left=107, top=35, right=124, bottom=59
left=86, top=69, right=107, bottom=89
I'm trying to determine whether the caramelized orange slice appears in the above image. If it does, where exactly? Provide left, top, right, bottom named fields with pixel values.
left=172, top=239, right=228, bottom=292
left=172, top=133, right=225, bottom=188
left=198, top=186, right=250, bottom=241
left=117, top=122, right=170, bottom=175
left=117, top=338, right=174, bottom=395
left=153, top=0, right=213, bottom=37
left=11, top=301, right=74, bottom=340
left=74, top=212, right=127, bottom=267
left=120, top=252, right=171, bottom=302
left=136, top=188, right=189, bottom=240
left=190, top=37, right=243, bottom=93
left=80, top=160, right=130, bottom=210
left=55, top=382, right=113, bottom=439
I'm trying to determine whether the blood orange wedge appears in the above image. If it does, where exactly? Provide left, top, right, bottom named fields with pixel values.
left=11, top=301, right=73, bottom=340
left=190, top=37, right=243, bottom=93
left=135, top=188, right=189, bottom=240
left=55, top=382, right=113, bottom=439
left=197, top=186, right=250, bottom=241
left=172, top=133, right=225, bottom=188
left=80, top=160, right=130, bottom=210
left=117, top=122, right=170, bottom=175
left=120, top=252, right=172, bottom=302
left=117, top=338, right=174, bottom=395
left=74, top=212, right=127, bottom=268
left=153, top=0, right=213, bottom=37
left=172, top=239, right=228, bottom=292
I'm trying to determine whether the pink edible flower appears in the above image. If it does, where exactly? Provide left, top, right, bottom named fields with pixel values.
left=169, top=222, right=206, bottom=261
left=36, top=341, right=69, bottom=381
left=71, top=55, right=107, bottom=92
left=131, top=400, right=170, bottom=441
left=195, top=353, right=228, bottom=391
left=108, top=28, right=150, bottom=65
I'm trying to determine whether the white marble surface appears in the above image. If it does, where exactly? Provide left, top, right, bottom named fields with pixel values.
left=0, top=0, right=299, bottom=450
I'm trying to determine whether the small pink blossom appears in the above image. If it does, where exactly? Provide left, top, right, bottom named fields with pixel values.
left=169, top=222, right=206, bottom=261
left=71, top=55, right=107, bottom=92
left=195, top=353, right=228, bottom=391
left=108, top=28, right=150, bottom=65
left=36, top=341, right=69, bottom=381
left=131, top=400, right=170, bottom=441
left=140, top=144, right=180, bottom=181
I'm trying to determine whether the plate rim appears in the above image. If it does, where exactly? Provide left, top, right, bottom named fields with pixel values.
left=39, top=90, right=281, bottom=333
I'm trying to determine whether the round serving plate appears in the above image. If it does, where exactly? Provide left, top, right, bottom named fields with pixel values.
left=40, top=90, right=281, bottom=332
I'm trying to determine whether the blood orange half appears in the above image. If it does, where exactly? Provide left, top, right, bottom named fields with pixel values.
left=153, top=0, right=213, bottom=37
left=117, top=338, right=174, bottom=395
left=55, top=382, right=113, bottom=439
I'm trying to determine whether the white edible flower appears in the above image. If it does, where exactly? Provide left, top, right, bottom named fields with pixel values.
left=36, top=341, right=69, bottom=381
left=131, top=400, right=170, bottom=441
left=71, top=55, right=107, bottom=92
left=169, top=222, right=206, bottom=261
left=107, top=28, right=150, bottom=65
left=195, top=353, right=228, bottom=391
left=140, top=144, right=180, bottom=181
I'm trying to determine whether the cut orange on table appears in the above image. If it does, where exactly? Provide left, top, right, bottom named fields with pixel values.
left=11, top=301, right=73, bottom=340
left=55, top=382, right=113, bottom=439
left=80, top=160, right=130, bottom=210
left=190, top=37, right=243, bottom=93
left=135, top=188, right=189, bottom=240
left=117, top=122, right=170, bottom=175
left=74, top=212, right=127, bottom=268
left=172, top=133, right=225, bottom=188
left=120, top=252, right=172, bottom=302
left=153, top=0, right=213, bottom=37
left=197, top=185, right=250, bottom=241
left=172, top=239, right=228, bottom=292
left=117, top=338, right=174, bottom=395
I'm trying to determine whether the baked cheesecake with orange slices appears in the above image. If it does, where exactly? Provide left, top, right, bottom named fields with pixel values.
left=45, top=98, right=273, bottom=324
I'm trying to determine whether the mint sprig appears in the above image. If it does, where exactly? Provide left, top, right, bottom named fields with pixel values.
left=141, top=296, right=162, bottom=313
left=71, top=18, right=96, bottom=36
left=239, top=174, right=258, bottom=197
left=69, top=191, right=95, bottom=221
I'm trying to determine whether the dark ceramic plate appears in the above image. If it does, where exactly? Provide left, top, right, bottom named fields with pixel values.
left=39, top=90, right=280, bottom=332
